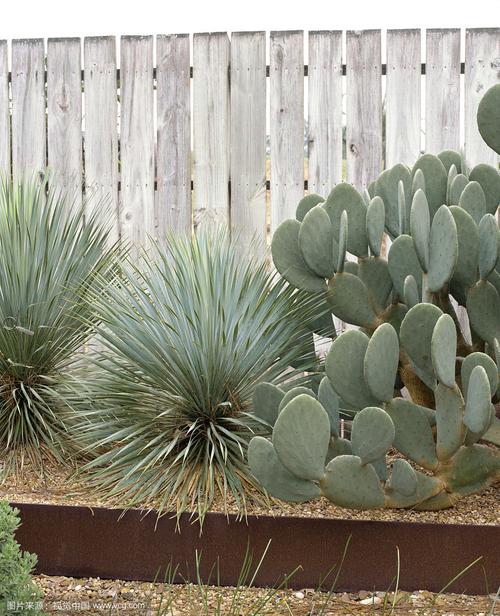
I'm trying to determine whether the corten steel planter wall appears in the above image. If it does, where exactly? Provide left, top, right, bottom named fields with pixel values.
left=13, top=502, right=500, bottom=595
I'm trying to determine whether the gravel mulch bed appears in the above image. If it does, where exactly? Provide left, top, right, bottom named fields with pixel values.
left=32, top=574, right=498, bottom=615
left=1, top=454, right=499, bottom=526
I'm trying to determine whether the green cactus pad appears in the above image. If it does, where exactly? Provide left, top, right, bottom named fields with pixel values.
left=467, top=280, right=500, bottom=345
left=410, top=189, right=431, bottom=271
left=343, top=260, right=358, bottom=276
left=478, top=213, right=499, bottom=280
left=381, top=302, right=408, bottom=335
left=296, top=193, right=325, bottom=221
left=337, top=210, right=348, bottom=272
left=318, top=376, right=340, bottom=436
left=327, top=273, right=377, bottom=328
left=442, top=444, right=500, bottom=497
left=357, top=257, right=393, bottom=314
left=326, top=437, right=352, bottom=463
left=386, top=459, right=418, bottom=497
left=431, top=314, right=457, bottom=388
left=350, top=406, right=395, bottom=465
left=464, top=366, right=492, bottom=435
left=252, top=383, right=285, bottom=426
left=386, top=470, right=444, bottom=509
left=446, top=164, right=458, bottom=204
left=482, top=416, right=500, bottom=447
left=278, top=386, right=316, bottom=413
left=370, top=455, right=388, bottom=481
left=448, top=174, right=469, bottom=205
left=412, top=154, right=448, bottom=218
left=385, top=398, right=438, bottom=470
left=469, top=163, right=500, bottom=215
left=366, top=196, right=385, bottom=256
left=435, top=384, right=465, bottom=461
left=438, top=150, right=462, bottom=174
left=272, top=220, right=327, bottom=292
left=427, top=205, right=458, bottom=293
left=273, top=394, right=330, bottom=481
left=364, top=323, right=399, bottom=402
left=477, top=83, right=500, bottom=156
left=323, top=183, right=369, bottom=257
left=374, top=164, right=412, bottom=238
left=404, top=275, right=420, bottom=307
left=248, top=437, right=321, bottom=502
left=321, top=455, right=385, bottom=509
left=387, top=234, right=423, bottom=299
left=400, top=303, right=443, bottom=383
left=461, top=352, right=499, bottom=398
left=299, top=205, right=336, bottom=278
left=458, top=181, right=487, bottom=225
left=449, top=206, right=479, bottom=291
left=325, top=330, right=378, bottom=410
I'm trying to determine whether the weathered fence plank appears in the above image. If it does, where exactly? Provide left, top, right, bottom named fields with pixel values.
left=156, top=34, right=191, bottom=235
left=346, top=30, right=382, bottom=190
left=11, top=39, right=45, bottom=182
left=308, top=30, right=343, bottom=196
left=270, top=30, right=304, bottom=230
left=84, top=37, right=119, bottom=237
left=230, top=31, right=267, bottom=250
left=465, top=28, right=500, bottom=168
left=425, top=29, right=461, bottom=154
left=386, top=29, right=421, bottom=167
left=0, top=41, right=9, bottom=176
left=47, top=38, right=82, bottom=207
left=193, top=32, right=230, bottom=229
left=120, top=35, right=155, bottom=244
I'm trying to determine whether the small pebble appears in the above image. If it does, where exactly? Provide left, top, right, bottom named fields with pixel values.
left=294, top=591, right=304, bottom=599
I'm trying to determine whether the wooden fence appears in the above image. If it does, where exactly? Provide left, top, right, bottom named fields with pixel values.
left=0, top=29, right=499, bottom=248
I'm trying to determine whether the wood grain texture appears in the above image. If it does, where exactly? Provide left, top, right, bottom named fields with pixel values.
left=156, top=34, right=191, bottom=235
left=193, top=32, right=230, bottom=229
left=346, top=30, right=382, bottom=190
left=270, top=30, right=304, bottom=230
left=11, top=39, right=45, bottom=181
left=120, top=35, right=155, bottom=244
left=84, top=37, right=119, bottom=238
left=386, top=29, right=421, bottom=167
left=308, top=31, right=343, bottom=196
left=425, top=29, right=461, bottom=154
left=47, top=38, right=82, bottom=208
left=230, top=31, right=267, bottom=250
left=465, top=28, right=500, bottom=168
left=0, top=41, right=9, bottom=176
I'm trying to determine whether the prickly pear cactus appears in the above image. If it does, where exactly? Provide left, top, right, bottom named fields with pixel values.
left=248, top=85, right=500, bottom=511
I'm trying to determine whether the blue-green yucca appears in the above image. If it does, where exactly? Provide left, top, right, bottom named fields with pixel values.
left=75, top=231, right=321, bottom=518
left=0, top=177, right=118, bottom=474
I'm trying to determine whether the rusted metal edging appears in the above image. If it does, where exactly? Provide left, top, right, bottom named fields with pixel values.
left=12, top=502, right=500, bottom=595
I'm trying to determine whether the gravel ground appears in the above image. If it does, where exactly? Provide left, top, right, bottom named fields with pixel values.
left=1, top=454, right=499, bottom=525
left=32, top=575, right=498, bottom=615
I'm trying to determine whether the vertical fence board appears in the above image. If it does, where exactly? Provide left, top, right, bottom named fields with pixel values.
left=425, top=29, right=461, bottom=154
left=230, top=31, right=266, bottom=249
left=465, top=28, right=500, bottom=168
left=193, top=33, right=230, bottom=229
left=270, top=30, right=304, bottom=230
left=386, top=29, right=421, bottom=167
left=308, top=31, right=343, bottom=196
left=120, top=35, right=155, bottom=244
left=47, top=38, right=82, bottom=207
left=11, top=39, right=45, bottom=181
left=156, top=34, right=191, bottom=235
left=346, top=30, right=382, bottom=190
left=0, top=41, right=9, bottom=176
left=84, top=37, right=119, bottom=237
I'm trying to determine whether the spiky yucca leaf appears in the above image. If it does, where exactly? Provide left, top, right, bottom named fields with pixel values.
left=0, top=177, right=119, bottom=474
left=74, top=231, right=322, bottom=519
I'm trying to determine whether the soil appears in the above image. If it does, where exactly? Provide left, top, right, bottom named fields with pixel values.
left=33, top=574, right=498, bottom=615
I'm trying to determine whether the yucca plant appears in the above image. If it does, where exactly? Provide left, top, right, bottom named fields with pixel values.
left=74, top=230, right=323, bottom=519
left=0, top=177, right=119, bottom=475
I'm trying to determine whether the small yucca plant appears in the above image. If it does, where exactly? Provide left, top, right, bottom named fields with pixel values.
left=75, top=231, right=321, bottom=519
left=0, top=177, right=119, bottom=475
